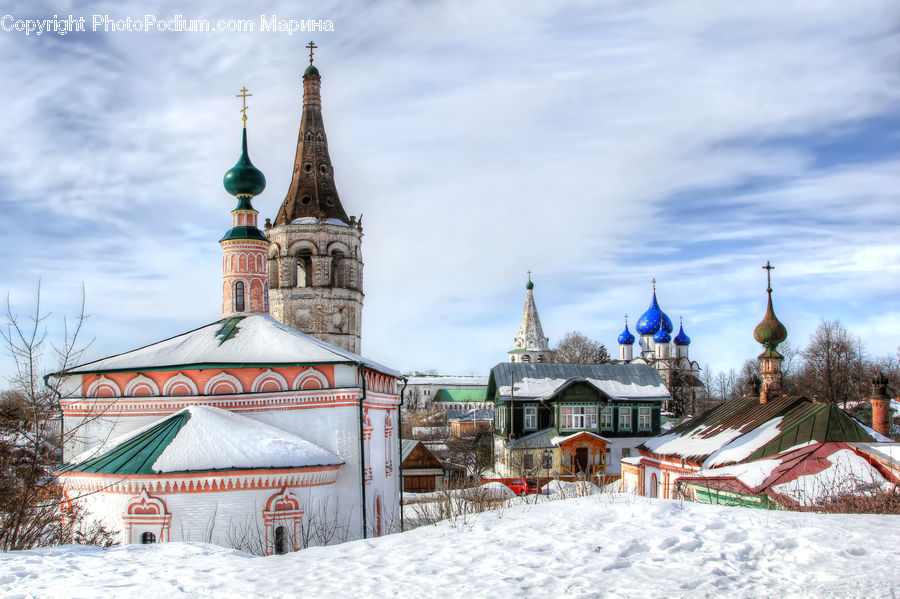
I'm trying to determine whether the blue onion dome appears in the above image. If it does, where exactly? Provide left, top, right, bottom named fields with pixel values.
left=223, top=128, right=266, bottom=197
left=660, top=311, right=673, bottom=334
left=618, top=322, right=635, bottom=345
left=636, top=290, right=663, bottom=335
left=674, top=321, right=691, bottom=346
left=654, top=327, right=671, bottom=343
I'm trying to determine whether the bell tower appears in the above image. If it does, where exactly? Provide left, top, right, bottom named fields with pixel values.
left=266, top=43, right=364, bottom=353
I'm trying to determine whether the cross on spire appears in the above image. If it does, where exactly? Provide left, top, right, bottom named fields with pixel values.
left=763, top=261, right=775, bottom=292
left=527, top=269, right=532, bottom=281
left=651, top=278, right=656, bottom=292
left=306, top=41, right=317, bottom=64
left=624, top=313, right=628, bottom=325
left=235, top=86, right=252, bottom=127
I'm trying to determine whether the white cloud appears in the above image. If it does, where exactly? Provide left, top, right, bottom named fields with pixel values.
left=2, top=0, right=899, bottom=382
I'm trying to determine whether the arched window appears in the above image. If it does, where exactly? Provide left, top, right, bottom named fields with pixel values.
left=235, top=282, right=245, bottom=312
left=141, top=532, right=156, bottom=544
left=649, top=474, right=658, bottom=499
left=522, top=355, right=531, bottom=363
left=331, top=251, right=345, bottom=287
left=274, top=526, right=287, bottom=555
left=296, top=252, right=312, bottom=287
left=268, top=256, right=280, bottom=289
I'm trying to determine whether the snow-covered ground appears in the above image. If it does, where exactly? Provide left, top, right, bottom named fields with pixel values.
left=3, top=494, right=899, bottom=598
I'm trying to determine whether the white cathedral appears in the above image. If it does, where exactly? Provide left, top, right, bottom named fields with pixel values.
left=52, top=50, right=401, bottom=553
left=615, top=280, right=701, bottom=391
left=506, top=275, right=700, bottom=394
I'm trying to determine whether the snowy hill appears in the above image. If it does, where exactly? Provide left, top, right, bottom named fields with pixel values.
left=3, top=494, right=899, bottom=598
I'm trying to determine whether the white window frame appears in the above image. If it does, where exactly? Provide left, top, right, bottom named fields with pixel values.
left=638, top=406, right=651, bottom=431
left=600, top=407, right=613, bottom=429
left=524, top=406, right=537, bottom=430
left=561, top=406, right=597, bottom=430
left=619, top=407, right=632, bottom=431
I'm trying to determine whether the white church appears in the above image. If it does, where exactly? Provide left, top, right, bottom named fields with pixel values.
left=52, top=50, right=402, bottom=554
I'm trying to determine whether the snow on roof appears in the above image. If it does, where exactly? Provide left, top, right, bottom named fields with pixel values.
left=643, top=425, right=745, bottom=459
left=60, top=314, right=398, bottom=377
left=681, top=458, right=782, bottom=489
left=701, top=417, right=784, bottom=468
left=850, top=442, right=900, bottom=465
left=771, top=448, right=891, bottom=507
left=550, top=431, right=611, bottom=445
left=448, top=409, right=494, bottom=422
left=678, top=442, right=898, bottom=509
left=69, top=405, right=342, bottom=473
left=405, top=375, right=488, bottom=386
left=854, top=419, right=894, bottom=443
left=497, top=377, right=668, bottom=401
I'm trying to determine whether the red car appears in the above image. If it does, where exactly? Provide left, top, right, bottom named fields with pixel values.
left=508, top=478, right=540, bottom=495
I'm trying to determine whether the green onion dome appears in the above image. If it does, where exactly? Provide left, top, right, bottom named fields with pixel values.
left=223, top=128, right=266, bottom=197
left=304, top=64, right=320, bottom=78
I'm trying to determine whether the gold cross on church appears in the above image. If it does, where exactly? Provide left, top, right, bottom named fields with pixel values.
left=306, top=41, right=317, bottom=64
left=236, top=86, right=252, bottom=126
left=763, top=260, right=775, bottom=292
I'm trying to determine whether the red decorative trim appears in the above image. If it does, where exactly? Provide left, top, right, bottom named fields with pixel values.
left=123, top=490, right=172, bottom=543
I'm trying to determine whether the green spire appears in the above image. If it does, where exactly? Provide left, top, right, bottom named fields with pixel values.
left=753, top=261, right=787, bottom=358
left=223, top=127, right=266, bottom=198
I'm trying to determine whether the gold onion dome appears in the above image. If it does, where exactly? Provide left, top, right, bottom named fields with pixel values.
left=753, top=265, right=787, bottom=358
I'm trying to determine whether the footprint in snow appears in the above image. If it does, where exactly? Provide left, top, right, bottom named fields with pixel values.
left=603, top=559, right=632, bottom=571
left=657, top=536, right=678, bottom=550
left=724, top=530, right=749, bottom=543
left=617, top=541, right=649, bottom=558
left=673, top=538, right=702, bottom=552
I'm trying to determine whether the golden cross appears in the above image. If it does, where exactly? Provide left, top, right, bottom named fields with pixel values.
left=762, top=260, right=775, bottom=292
left=651, top=277, right=656, bottom=292
left=306, top=40, right=317, bottom=64
left=236, top=86, right=252, bottom=126
left=624, top=313, right=628, bottom=324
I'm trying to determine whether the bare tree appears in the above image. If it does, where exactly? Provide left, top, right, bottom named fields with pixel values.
left=799, top=320, right=863, bottom=407
left=553, top=331, right=610, bottom=364
left=1, top=283, right=114, bottom=550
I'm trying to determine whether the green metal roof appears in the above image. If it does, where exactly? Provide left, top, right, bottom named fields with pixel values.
left=60, top=411, right=191, bottom=475
left=433, top=389, right=487, bottom=403
left=641, top=395, right=874, bottom=465
left=743, top=402, right=873, bottom=462
left=220, top=225, right=269, bottom=242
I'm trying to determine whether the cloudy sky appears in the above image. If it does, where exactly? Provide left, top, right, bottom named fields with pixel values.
left=2, top=0, right=899, bottom=382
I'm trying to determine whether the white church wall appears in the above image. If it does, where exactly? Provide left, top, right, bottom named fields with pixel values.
left=71, top=482, right=344, bottom=552
left=333, top=365, right=358, bottom=388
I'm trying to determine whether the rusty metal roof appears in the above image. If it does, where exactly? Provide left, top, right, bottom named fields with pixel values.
left=641, top=395, right=875, bottom=465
